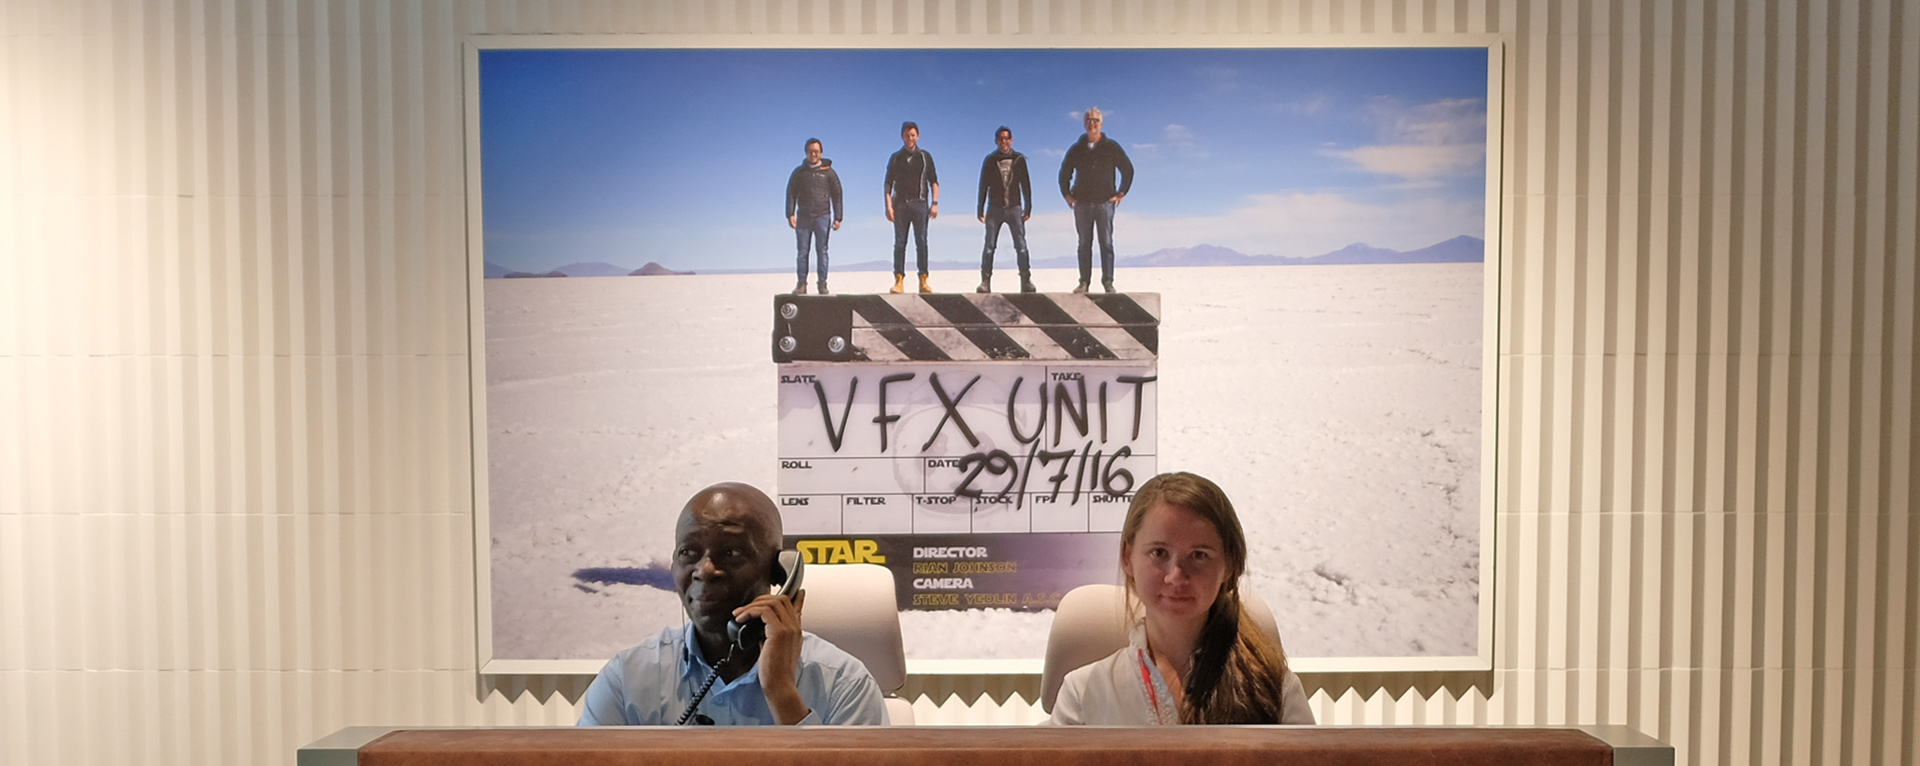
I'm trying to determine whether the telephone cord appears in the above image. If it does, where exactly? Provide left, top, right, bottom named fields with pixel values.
left=675, top=645, right=737, bottom=725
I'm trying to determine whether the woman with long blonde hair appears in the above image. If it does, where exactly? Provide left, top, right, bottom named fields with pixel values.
left=1049, top=472, right=1313, bottom=724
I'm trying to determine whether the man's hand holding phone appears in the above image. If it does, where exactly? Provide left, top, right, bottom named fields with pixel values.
left=734, top=589, right=810, bottom=725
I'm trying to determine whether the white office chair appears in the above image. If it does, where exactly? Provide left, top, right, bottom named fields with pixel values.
left=799, top=563, right=915, bottom=725
left=1037, top=583, right=1283, bottom=713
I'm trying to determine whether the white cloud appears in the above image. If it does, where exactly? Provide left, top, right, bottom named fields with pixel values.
left=1129, top=123, right=1204, bottom=159
left=1194, top=66, right=1239, bottom=92
left=1378, top=97, right=1486, bottom=144
left=1271, top=94, right=1330, bottom=117
left=1329, top=97, right=1487, bottom=182
left=1330, top=143, right=1485, bottom=179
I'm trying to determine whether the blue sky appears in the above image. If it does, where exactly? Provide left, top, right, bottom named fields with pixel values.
left=480, top=47, right=1489, bottom=274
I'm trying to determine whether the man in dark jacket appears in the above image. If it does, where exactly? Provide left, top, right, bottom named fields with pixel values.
left=786, top=138, right=844, bottom=294
left=883, top=122, right=939, bottom=294
left=975, top=126, right=1034, bottom=294
left=1058, top=107, right=1134, bottom=293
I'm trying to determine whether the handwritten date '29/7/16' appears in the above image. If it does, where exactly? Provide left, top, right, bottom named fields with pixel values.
left=949, top=442, right=1136, bottom=509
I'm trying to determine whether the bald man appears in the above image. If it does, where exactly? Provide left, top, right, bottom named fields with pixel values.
left=578, top=482, right=888, bottom=725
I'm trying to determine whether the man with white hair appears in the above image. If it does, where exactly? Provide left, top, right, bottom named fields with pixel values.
left=1058, top=107, right=1135, bottom=294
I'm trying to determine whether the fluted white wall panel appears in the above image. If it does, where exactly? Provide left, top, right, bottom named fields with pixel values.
left=1, top=1, right=1915, bottom=765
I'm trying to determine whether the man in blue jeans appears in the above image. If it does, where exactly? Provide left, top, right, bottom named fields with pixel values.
left=1058, top=107, right=1134, bottom=293
left=785, top=138, right=843, bottom=295
left=883, top=121, right=939, bottom=294
left=975, top=125, right=1035, bottom=294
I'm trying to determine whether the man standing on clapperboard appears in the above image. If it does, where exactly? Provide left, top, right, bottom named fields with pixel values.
left=975, top=125, right=1035, bottom=294
left=883, top=121, right=939, bottom=294
left=786, top=137, right=844, bottom=295
left=1058, top=106, right=1134, bottom=294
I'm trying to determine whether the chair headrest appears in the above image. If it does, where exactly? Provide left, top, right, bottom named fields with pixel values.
left=797, top=563, right=906, bottom=694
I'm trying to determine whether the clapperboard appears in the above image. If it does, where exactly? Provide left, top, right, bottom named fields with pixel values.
left=771, top=293, right=1159, bottom=362
left=773, top=293, right=1159, bottom=612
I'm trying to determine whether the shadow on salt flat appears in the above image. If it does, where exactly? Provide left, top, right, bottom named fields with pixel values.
left=572, top=564, right=675, bottom=593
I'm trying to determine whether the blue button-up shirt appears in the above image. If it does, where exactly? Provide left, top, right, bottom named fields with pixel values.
left=578, top=623, right=889, bottom=725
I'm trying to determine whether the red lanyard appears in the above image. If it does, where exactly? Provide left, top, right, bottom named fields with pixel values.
left=1137, top=648, right=1165, bottom=721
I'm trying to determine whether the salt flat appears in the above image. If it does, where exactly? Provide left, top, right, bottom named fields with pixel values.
left=484, top=263, right=1483, bottom=662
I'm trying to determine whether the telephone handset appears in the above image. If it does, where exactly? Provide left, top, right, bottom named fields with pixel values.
left=727, top=549, right=805, bottom=652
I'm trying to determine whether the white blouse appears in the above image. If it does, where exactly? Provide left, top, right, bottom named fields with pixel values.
left=1048, top=629, right=1315, bottom=726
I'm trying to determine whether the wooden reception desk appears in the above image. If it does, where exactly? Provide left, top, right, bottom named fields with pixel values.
left=299, top=724, right=1673, bottom=766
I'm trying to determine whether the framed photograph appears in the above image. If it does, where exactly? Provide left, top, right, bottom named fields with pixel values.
left=466, top=36, right=1502, bottom=674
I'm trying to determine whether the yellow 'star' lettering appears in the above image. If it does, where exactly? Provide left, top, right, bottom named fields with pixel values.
left=796, top=539, right=887, bottom=565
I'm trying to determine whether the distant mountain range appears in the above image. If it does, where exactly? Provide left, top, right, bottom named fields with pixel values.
left=483, top=236, right=1481, bottom=278
left=486, top=261, right=692, bottom=278
left=1122, top=235, right=1484, bottom=268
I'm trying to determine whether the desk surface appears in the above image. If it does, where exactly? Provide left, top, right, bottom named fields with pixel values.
left=302, top=724, right=1672, bottom=766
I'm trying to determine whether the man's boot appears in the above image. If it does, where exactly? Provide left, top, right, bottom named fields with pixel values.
left=817, top=281, right=829, bottom=295
left=976, top=275, right=991, bottom=293
left=794, top=281, right=808, bottom=295
left=1072, top=280, right=1089, bottom=294
left=1020, top=276, right=1036, bottom=293
left=890, top=274, right=905, bottom=294
left=919, top=274, right=933, bottom=294
left=1103, top=279, right=1116, bottom=293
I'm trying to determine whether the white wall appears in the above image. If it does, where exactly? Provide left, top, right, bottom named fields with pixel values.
left=1, top=1, right=1914, bottom=765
